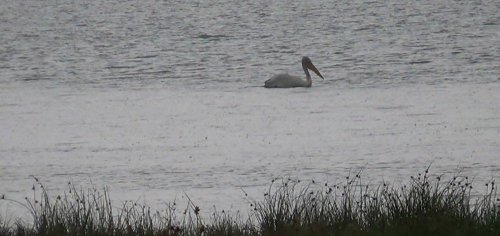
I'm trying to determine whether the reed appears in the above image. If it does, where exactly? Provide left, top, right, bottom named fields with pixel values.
left=1, top=169, right=499, bottom=236
left=254, top=169, right=499, bottom=236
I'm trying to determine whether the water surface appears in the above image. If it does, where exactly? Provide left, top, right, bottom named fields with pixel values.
left=1, top=0, right=499, bottom=216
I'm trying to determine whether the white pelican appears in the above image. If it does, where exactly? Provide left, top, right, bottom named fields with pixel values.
left=264, top=56, right=324, bottom=88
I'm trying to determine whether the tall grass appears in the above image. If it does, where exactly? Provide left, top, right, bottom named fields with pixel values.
left=1, top=169, right=499, bottom=236
left=254, top=170, right=499, bottom=236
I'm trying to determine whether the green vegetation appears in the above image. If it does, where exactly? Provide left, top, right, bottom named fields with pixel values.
left=1, top=169, right=499, bottom=236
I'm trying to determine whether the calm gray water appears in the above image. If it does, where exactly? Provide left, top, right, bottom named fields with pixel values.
left=1, top=0, right=499, bottom=217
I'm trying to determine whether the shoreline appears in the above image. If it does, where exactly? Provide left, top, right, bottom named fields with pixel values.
left=2, top=169, right=499, bottom=236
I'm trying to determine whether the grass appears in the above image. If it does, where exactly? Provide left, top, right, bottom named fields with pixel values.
left=1, top=168, right=499, bottom=236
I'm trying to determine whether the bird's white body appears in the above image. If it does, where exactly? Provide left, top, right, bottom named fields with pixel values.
left=264, top=56, right=324, bottom=88
left=266, top=73, right=312, bottom=88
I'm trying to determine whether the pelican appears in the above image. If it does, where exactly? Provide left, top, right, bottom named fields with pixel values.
left=264, top=56, right=324, bottom=88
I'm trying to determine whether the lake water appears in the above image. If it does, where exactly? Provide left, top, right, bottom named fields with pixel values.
left=1, top=0, right=499, bottom=217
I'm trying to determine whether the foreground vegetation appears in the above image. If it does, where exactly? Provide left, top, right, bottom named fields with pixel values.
left=1, top=169, right=499, bottom=236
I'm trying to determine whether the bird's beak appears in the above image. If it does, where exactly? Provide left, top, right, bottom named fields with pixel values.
left=307, top=62, right=324, bottom=80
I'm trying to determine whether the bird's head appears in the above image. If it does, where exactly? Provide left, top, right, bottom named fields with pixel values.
left=302, top=56, right=324, bottom=79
